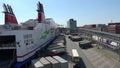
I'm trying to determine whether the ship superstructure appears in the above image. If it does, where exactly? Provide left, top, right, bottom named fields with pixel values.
left=0, top=2, right=59, bottom=68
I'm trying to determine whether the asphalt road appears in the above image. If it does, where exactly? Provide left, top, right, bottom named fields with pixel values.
left=65, top=35, right=94, bottom=68
left=64, top=35, right=120, bottom=68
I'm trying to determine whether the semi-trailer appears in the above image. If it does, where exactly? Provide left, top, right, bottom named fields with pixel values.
left=47, top=42, right=66, bottom=55
left=52, top=35, right=66, bottom=45
left=48, top=43, right=65, bottom=48
left=45, top=56, right=60, bottom=68
left=79, top=40, right=92, bottom=49
left=53, top=56, right=68, bottom=68
left=69, top=36, right=83, bottom=41
left=39, top=57, right=51, bottom=68
left=48, top=48, right=66, bottom=56
left=31, top=59, right=44, bottom=68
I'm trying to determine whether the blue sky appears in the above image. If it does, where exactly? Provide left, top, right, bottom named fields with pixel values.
left=0, top=0, right=120, bottom=27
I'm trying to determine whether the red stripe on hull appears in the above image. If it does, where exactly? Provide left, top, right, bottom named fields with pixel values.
left=17, top=47, right=38, bottom=58
left=17, top=40, right=51, bottom=58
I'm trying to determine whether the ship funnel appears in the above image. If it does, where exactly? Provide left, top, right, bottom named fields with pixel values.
left=37, top=2, right=45, bottom=23
left=3, top=3, right=18, bottom=25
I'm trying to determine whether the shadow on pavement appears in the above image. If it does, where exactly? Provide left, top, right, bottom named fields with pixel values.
left=60, top=52, right=72, bottom=62
left=73, top=58, right=87, bottom=68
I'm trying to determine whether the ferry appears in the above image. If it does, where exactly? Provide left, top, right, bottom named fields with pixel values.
left=0, top=2, right=59, bottom=68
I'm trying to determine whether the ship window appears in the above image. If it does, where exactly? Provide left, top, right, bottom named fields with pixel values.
left=26, top=43, right=28, bottom=45
left=24, top=34, right=33, bottom=46
left=24, top=34, right=32, bottom=39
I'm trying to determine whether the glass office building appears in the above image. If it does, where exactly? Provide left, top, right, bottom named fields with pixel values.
left=67, top=19, right=77, bottom=28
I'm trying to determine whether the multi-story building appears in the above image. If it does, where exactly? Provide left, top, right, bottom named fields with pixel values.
left=67, top=19, right=77, bottom=33
left=84, top=24, right=107, bottom=32
left=108, top=23, right=120, bottom=34
left=67, top=19, right=77, bottom=28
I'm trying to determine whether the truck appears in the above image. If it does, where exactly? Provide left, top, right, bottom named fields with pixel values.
left=72, top=49, right=80, bottom=62
left=39, top=57, right=51, bottom=68
left=45, top=56, right=60, bottom=68
left=69, top=35, right=83, bottom=41
left=79, top=40, right=92, bottom=49
left=53, top=56, right=68, bottom=68
left=31, top=59, right=44, bottom=68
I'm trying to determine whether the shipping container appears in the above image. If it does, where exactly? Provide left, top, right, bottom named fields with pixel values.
left=70, top=36, right=83, bottom=41
left=31, top=59, right=44, bottom=68
left=52, top=35, right=66, bottom=45
left=48, top=42, right=66, bottom=55
left=50, top=48, right=66, bottom=55
left=92, top=36, right=98, bottom=41
left=45, top=56, right=60, bottom=68
left=53, top=56, right=68, bottom=68
left=39, top=57, right=51, bottom=68
left=53, top=39, right=65, bottom=45
left=79, top=40, right=92, bottom=49
left=48, top=42, right=65, bottom=48
left=48, top=44, right=59, bottom=48
left=48, top=45, right=65, bottom=50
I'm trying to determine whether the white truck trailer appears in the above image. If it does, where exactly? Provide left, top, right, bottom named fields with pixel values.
left=53, top=56, right=68, bottom=68
left=39, top=57, right=51, bottom=68
left=45, top=56, right=60, bottom=68
left=31, top=59, right=44, bottom=68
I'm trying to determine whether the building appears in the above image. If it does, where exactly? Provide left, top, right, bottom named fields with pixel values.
left=108, top=23, right=120, bottom=34
left=84, top=24, right=107, bottom=32
left=67, top=19, right=77, bottom=28
left=67, top=19, right=77, bottom=33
